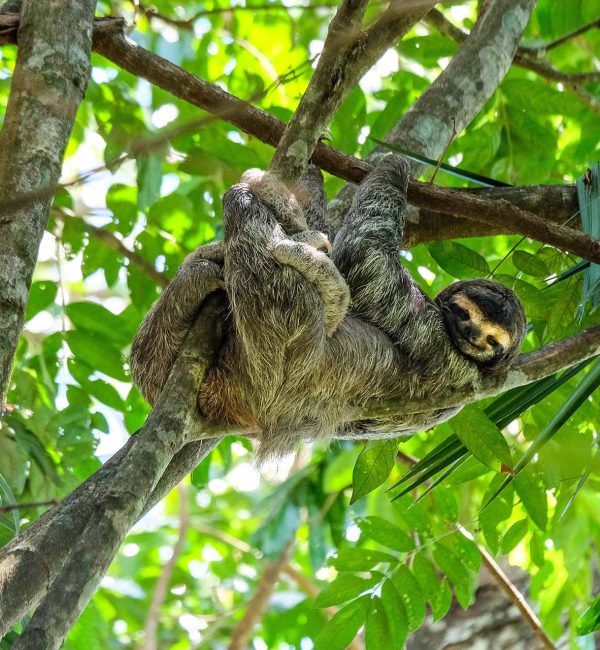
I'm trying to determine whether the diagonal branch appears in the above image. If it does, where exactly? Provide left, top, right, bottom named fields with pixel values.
left=518, top=16, right=600, bottom=54
left=425, top=8, right=600, bottom=117
left=269, top=0, right=435, bottom=180
left=10, top=293, right=227, bottom=649
left=142, top=483, right=190, bottom=650
left=52, top=208, right=169, bottom=288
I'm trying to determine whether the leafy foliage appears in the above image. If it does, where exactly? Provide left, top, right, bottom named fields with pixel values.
left=1, top=0, right=599, bottom=648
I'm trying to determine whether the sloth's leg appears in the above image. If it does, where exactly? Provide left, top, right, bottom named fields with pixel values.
left=332, top=155, right=419, bottom=341
left=294, top=165, right=329, bottom=235
left=130, top=248, right=225, bottom=405
left=222, top=183, right=328, bottom=379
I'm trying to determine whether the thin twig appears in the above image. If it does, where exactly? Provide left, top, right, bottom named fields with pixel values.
left=521, top=17, right=600, bottom=54
left=142, top=483, right=190, bottom=650
left=135, top=0, right=339, bottom=29
left=459, top=527, right=557, bottom=650
left=52, top=208, right=170, bottom=288
left=0, top=500, right=57, bottom=512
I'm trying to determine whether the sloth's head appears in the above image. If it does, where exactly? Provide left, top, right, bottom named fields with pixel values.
left=435, top=279, right=526, bottom=369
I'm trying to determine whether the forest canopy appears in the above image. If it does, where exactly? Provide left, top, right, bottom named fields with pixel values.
left=0, top=0, right=600, bottom=648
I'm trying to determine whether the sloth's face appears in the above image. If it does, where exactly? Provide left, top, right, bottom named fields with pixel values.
left=435, top=279, right=526, bottom=368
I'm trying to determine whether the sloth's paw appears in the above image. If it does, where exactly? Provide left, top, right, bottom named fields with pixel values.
left=273, top=238, right=349, bottom=335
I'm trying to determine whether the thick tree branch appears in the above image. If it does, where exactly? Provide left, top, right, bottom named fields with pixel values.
left=0, top=0, right=96, bottom=407
left=269, top=0, right=434, bottom=180
left=2, top=323, right=597, bottom=639
left=425, top=8, right=600, bottom=117
left=326, top=0, right=537, bottom=230
left=5, top=294, right=227, bottom=648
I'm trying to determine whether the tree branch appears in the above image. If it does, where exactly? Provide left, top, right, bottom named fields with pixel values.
left=0, top=0, right=97, bottom=407
left=425, top=8, right=600, bottom=117
left=458, top=527, right=557, bottom=650
left=269, top=0, right=435, bottom=180
left=52, top=208, right=169, bottom=288
left=8, top=294, right=227, bottom=649
left=518, top=16, right=600, bottom=54
left=227, top=539, right=294, bottom=650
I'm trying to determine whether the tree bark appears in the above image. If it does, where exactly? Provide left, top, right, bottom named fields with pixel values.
left=0, top=0, right=97, bottom=407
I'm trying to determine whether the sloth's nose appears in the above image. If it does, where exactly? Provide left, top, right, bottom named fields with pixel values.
left=463, top=325, right=481, bottom=344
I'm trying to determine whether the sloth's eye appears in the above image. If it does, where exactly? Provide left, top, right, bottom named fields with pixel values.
left=452, top=304, right=470, bottom=321
left=487, top=335, right=499, bottom=348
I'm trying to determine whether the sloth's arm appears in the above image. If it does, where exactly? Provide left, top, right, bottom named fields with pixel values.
left=332, top=155, right=426, bottom=341
left=130, top=245, right=224, bottom=405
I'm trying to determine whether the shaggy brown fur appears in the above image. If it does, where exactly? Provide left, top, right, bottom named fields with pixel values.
left=130, top=155, right=526, bottom=461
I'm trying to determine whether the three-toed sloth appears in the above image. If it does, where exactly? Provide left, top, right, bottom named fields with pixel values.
left=131, top=155, right=526, bottom=460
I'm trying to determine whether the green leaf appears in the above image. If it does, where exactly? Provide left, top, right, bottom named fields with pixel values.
left=512, top=250, right=549, bottom=277
left=480, top=476, right=514, bottom=553
left=380, top=580, right=408, bottom=647
left=0, top=472, right=19, bottom=536
left=450, top=404, right=512, bottom=472
left=450, top=533, right=482, bottom=573
left=433, top=544, right=474, bottom=609
left=65, top=331, right=128, bottom=381
left=106, top=183, right=138, bottom=234
left=190, top=454, right=211, bottom=489
left=365, top=596, right=393, bottom=650
left=25, top=281, right=57, bottom=320
left=392, top=496, right=432, bottom=536
left=483, top=359, right=600, bottom=509
left=412, top=551, right=453, bottom=621
left=313, top=595, right=370, bottom=650
left=391, top=565, right=426, bottom=631
left=66, top=302, right=130, bottom=346
left=330, top=548, right=396, bottom=572
left=356, top=516, right=415, bottom=552
left=137, top=152, right=163, bottom=211
left=251, top=500, right=300, bottom=559
left=514, top=470, right=548, bottom=531
left=545, top=277, right=582, bottom=341
left=351, top=439, right=397, bottom=504
left=433, top=488, right=458, bottom=522
left=577, top=593, right=600, bottom=635
left=323, top=446, right=361, bottom=493
left=85, top=379, right=125, bottom=411
left=315, top=574, right=379, bottom=608
left=501, top=519, right=529, bottom=554
left=428, top=241, right=490, bottom=278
